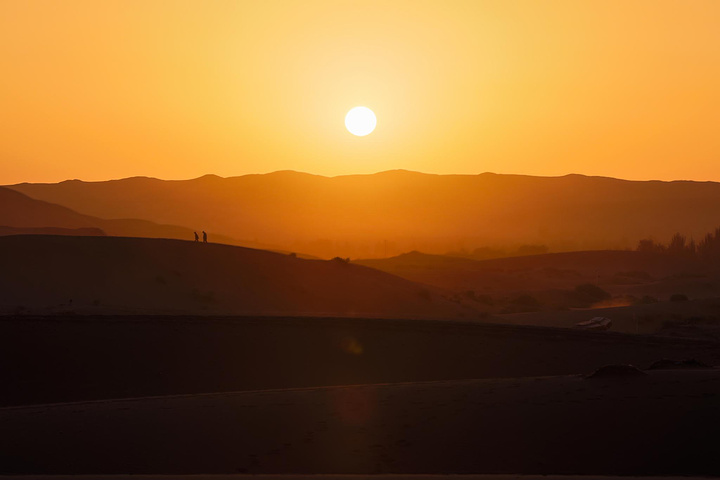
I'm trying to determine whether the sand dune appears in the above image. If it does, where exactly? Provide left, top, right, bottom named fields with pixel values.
left=1, top=369, right=718, bottom=475
left=355, top=250, right=720, bottom=336
left=355, top=250, right=705, bottom=295
left=3, top=314, right=718, bottom=407
left=0, top=476, right=702, bottom=480
left=0, top=235, right=465, bottom=318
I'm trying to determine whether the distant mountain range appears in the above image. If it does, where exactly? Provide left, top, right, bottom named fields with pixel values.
left=0, top=186, right=271, bottom=249
left=9, top=170, right=720, bottom=258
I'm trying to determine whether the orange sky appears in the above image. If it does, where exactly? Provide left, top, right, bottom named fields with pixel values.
left=1, top=0, right=719, bottom=184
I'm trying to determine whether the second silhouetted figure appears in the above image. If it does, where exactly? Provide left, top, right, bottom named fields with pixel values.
left=202, top=231, right=208, bottom=243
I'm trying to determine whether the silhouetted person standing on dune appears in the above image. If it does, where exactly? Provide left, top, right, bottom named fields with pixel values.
left=202, top=231, right=208, bottom=243
left=194, top=231, right=199, bottom=242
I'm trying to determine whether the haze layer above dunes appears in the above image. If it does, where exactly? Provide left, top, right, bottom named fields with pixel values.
left=10, top=170, right=720, bottom=258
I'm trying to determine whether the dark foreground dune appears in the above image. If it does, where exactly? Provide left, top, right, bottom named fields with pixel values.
left=1, top=369, right=718, bottom=475
left=2, top=315, right=719, bottom=407
left=0, top=477, right=702, bottom=480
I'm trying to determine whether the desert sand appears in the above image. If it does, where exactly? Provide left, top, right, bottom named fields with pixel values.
left=0, top=235, right=465, bottom=318
left=3, top=315, right=719, bottom=407
left=1, top=369, right=718, bottom=475
left=0, top=476, right=706, bottom=480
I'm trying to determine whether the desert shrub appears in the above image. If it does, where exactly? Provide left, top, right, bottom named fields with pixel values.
left=464, top=290, right=494, bottom=305
left=640, top=295, right=659, bottom=304
left=573, top=283, right=611, bottom=303
left=564, top=283, right=612, bottom=308
left=417, top=289, right=432, bottom=301
left=542, top=267, right=580, bottom=279
left=667, top=272, right=705, bottom=280
left=498, top=294, right=541, bottom=313
left=637, top=238, right=665, bottom=253
left=515, top=244, right=549, bottom=256
left=617, top=271, right=652, bottom=281
left=510, top=294, right=540, bottom=308
left=670, top=293, right=689, bottom=302
left=470, top=246, right=505, bottom=260
left=475, top=294, right=494, bottom=305
left=638, top=313, right=659, bottom=325
left=668, top=233, right=688, bottom=255
left=585, top=364, right=646, bottom=379
left=191, top=288, right=215, bottom=304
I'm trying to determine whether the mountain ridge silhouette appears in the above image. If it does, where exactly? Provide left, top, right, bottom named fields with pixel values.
left=9, top=170, right=720, bottom=258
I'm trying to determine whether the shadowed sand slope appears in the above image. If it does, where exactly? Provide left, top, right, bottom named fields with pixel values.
left=0, top=235, right=465, bottom=317
left=0, top=477, right=704, bottom=480
left=2, top=315, right=718, bottom=406
left=1, top=370, right=719, bottom=475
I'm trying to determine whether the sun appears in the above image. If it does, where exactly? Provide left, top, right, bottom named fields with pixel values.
left=345, top=106, right=377, bottom=136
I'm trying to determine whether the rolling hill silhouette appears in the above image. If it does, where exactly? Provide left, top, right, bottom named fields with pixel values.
left=10, top=171, right=720, bottom=258
left=355, top=249, right=704, bottom=294
left=0, top=235, right=467, bottom=318
left=0, top=186, right=255, bottom=247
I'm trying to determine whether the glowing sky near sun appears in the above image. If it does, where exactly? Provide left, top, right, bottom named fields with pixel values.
left=0, top=0, right=719, bottom=184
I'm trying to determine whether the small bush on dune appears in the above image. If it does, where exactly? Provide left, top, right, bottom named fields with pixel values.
left=475, top=294, right=494, bottom=305
left=515, top=244, right=549, bottom=256
left=501, top=294, right=541, bottom=313
left=563, top=283, right=612, bottom=308
left=617, top=271, right=652, bottom=281
left=417, top=289, right=432, bottom=301
left=611, top=271, right=653, bottom=285
left=585, top=364, right=647, bottom=379
left=572, top=283, right=611, bottom=303
left=464, top=290, right=494, bottom=305
left=638, top=313, right=659, bottom=325
left=670, top=293, right=689, bottom=302
left=511, top=294, right=540, bottom=307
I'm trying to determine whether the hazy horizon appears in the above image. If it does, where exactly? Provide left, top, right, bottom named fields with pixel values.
left=8, top=168, right=720, bottom=186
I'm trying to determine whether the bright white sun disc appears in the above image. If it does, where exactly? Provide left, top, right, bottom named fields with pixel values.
left=345, top=106, right=376, bottom=136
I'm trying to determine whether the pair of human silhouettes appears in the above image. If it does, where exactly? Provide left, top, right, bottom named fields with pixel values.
left=194, top=231, right=207, bottom=243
